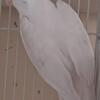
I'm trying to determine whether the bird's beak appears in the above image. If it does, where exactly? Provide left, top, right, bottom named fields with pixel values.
left=5, top=0, right=12, bottom=7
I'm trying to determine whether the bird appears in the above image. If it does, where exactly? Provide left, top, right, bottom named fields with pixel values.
left=5, top=0, right=96, bottom=100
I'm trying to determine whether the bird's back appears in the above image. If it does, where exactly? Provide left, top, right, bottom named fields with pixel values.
left=12, top=0, right=96, bottom=100
left=13, top=0, right=95, bottom=86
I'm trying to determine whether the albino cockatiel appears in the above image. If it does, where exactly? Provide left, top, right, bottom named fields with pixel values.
left=5, top=0, right=96, bottom=100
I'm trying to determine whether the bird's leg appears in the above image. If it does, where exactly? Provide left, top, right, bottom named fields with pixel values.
left=5, top=0, right=12, bottom=7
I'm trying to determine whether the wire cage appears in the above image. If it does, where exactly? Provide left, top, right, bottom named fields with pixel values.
left=0, top=0, right=98, bottom=100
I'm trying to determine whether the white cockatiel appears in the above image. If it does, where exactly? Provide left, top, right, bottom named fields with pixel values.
left=5, top=0, right=96, bottom=100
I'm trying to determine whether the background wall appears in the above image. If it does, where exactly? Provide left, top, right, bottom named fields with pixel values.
left=2, top=0, right=97, bottom=13
left=71, top=0, right=97, bottom=14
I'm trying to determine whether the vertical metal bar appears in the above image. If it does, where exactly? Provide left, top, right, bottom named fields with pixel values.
left=68, top=0, right=71, bottom=5
left=12, top=33, right=19, bottom=100
left=32, top=68, right=37, bottom=100
left=77, top=0, right=80, bottom=16
left=86, top=0, right=91, bottom=31
left=95, top=0, right=100, bottom=99
left=0, top=0, right=2, bottom=15
left=3, top=6, right=12, bottom=100
left=22, top=54, right=27, bottom=100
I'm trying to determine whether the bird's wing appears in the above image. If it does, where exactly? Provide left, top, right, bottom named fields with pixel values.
left=20, top=28, right=80, bottom=100
left=12, top=0, right=95, bottom=99
left=19, top=15, right=95, bottom=100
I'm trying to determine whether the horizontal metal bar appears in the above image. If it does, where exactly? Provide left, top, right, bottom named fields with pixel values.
left=0, top=27, right=96, bottom=35
left=88, top=33, right=96, bottom=35
left=0, top=27, right=19, bottom=31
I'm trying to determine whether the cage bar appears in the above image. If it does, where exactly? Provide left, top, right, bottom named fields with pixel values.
left=95, top=0, right=100, bottom=99
left=86, top=0, right=91, bottom=30
left=68, top=0, right=71, bottom=5
left=77, top=0, right=80, bottom=15
left=0, top=0, right=2, bottom=15
left=3, top=6, right=12, bottom=100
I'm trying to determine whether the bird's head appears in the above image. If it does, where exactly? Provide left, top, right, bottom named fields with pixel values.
left=5, top=0, right=12, bottom=7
